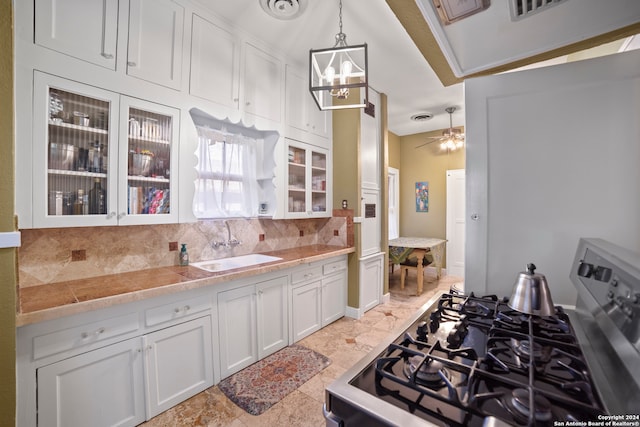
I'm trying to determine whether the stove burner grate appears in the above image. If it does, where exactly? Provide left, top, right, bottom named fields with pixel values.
left=503, top=388, right=553, bottom=423
left=404, top=355, right=451, bottom=388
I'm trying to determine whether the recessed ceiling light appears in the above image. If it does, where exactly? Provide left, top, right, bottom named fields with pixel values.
left=410, top=113, right=434, bottom=122
left=259, top=0, right=308, bottom=20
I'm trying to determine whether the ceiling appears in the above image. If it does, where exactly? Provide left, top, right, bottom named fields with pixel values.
left=194, top=0, right=640, bottom=137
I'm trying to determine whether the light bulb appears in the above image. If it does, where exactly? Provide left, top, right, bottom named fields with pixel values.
left=340, top=60, right=352, bottom=84
left=325, top=66, right=336, bottom=84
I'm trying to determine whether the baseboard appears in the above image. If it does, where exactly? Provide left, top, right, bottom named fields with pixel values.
left=345, top=305, right=362, bottom=319
left=381, top=292, right=390, bottom=304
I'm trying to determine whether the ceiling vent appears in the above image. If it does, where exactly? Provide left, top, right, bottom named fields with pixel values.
left=509, top=0, right=567, bottom=20
left=411, top=113, right=434, bottom=122
left=259, top=0, right=308, bottom=20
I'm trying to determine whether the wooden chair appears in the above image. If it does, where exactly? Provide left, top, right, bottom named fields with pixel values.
left=400, top=250, right=433, bottom=292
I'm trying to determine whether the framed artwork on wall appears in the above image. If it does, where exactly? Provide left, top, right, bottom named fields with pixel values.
left=416, top=181, right=429, bottom=212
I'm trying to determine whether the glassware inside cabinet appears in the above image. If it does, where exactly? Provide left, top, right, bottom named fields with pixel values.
left=47, top=87, right=110, bottom=217
left=311, top=151, right=327, bottom=213
left=288, top=146, right=306, bottom=213
left=126, top=107, right=172, bottom=215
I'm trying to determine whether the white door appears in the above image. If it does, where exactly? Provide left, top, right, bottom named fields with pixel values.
left=127, top=0, right=184, bottom=89
left=144, top=317, right=213, bottom=418
left=446, top=169, right=465, bottom=278
left=322, top=272, right=346, bottom=325
left=217, top=285, right=257, bottom=377
left=359, top=253, right=383, bottom=313
left=256, top=276, right=288, bottom=359
left=190, top=14, right=240, bottom=110
left=388, top=167, right=399, bottom=240
left=35, top=0, right=119, bottom=69
left=465, top=49, right=640, bottom=303
left=37, top=338, right=145, bottom=427
left=242, top=43, right=282, bottom=123
left=291, top=281, right=322, bottom=342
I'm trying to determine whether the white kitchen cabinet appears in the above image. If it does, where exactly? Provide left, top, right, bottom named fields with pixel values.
left=190, top=14, right=240, bottom=110
left=37, top=337, right=146, bottom=427
left=291, top=280, right=322, bottom=342
left=360, top=253, right=384, bottom=313
left=291, top=256, right=347, bottom=342
left=284, top=139, right=331, bottom=218
left=127, top=0, right=184, bottom=90
left=322, top=258, right=348, bottom=325
left=243, top=43, right=283, bottom=124
left=189, top=17, right=283, bottom=126
left=144, top=316, right=213, bottom=418
left=30, top=72, right=179, bottom=228
left=285, top=65, right=331, bottom=146
left=256, top=276, right=289, bottom=359
left=34, top=0, right=184, bottom=90
left=217, top=276, right=288, bottom=378
left=34, top=0, right=119, bottom=70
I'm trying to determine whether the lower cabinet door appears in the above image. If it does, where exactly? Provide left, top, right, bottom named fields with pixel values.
left=322, top=273, right=346, bottom=326
left=37, top=338, right=145, bottom=427
left=291, top=281, right=322, bottom=342
left=144, top=316, right=213, bottom=418
left=256, top=276, right=288, bottom=359
left=218, top=285, right=257, bottom=378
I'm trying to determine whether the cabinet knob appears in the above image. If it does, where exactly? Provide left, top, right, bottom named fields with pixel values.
left=118, top=212, right=126, bottom=220
left=107, top=212, right=116, bottom=219
left=184, top=305, right=190, bottom=311
left=245, top=101, right=251, bottom=106
left=128, top=61, right=137, bottom=67
left=101, top=53, right=114, bottom=59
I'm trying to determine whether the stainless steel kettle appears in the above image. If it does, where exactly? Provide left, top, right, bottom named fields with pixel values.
left=508, top=263, right=555, bottom=317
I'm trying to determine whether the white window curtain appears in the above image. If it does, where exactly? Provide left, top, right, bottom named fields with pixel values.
left=193, top=126, right=259, bottom=218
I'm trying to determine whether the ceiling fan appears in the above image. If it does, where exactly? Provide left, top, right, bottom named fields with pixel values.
left=415, top=107, right=465, bottom=151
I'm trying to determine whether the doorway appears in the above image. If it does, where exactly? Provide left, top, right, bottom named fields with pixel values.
left=388, top=167, right=399, bottom=239
left=446, top=169, right=465, bottom=278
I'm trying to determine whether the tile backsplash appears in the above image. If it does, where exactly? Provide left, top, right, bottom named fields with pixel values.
left=18, top=217, right=347, bottom=287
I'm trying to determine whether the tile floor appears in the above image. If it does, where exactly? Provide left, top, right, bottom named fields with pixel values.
left=140, top=268, right=463, bottom=427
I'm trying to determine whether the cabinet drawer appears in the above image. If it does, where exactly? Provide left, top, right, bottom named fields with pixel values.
left=323, top=258, right=347, bottom=276
left=33, top=313, right=140, bottom=360
left=145, top=297, right=211, bottom=327
left=291, top=265, right=323, bottom=285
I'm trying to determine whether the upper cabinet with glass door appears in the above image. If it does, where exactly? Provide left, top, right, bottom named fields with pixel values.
left=285, top=139, right=331, bottom=218
left=32, top=72, right=178, bottom=228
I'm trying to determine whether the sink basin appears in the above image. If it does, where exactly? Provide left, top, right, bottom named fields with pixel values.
left=191, top=254, right=283, bottom=272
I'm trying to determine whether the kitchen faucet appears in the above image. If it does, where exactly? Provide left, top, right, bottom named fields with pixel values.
left=212, top=220, right=241, bottom=248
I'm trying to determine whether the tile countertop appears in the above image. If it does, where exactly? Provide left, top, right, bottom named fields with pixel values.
left=17, top=244, right=355, bottom=327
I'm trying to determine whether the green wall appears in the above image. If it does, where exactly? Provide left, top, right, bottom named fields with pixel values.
left=399, top=129, right=465, bottom=267
left=388, top=131, right=401, bottom=170
left=1, top=0, right=17, bottom=423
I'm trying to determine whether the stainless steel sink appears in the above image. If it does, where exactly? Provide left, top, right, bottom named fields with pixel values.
left=191, top=254, right=282, bottom=272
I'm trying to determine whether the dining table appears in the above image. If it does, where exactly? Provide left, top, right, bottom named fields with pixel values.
left=388, top=237, right=446, bottom=294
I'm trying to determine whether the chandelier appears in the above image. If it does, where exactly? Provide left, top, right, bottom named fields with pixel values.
left=309, top=0, right=368, bottom=110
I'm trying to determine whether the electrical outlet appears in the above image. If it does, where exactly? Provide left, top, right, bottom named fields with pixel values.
left=169, top=241, right=178, bottom=251
left=71, top=250, right=86, bottom=261
left=299, top=230, right=304, bottom=237
left=334, top=230, right=339, bottom=236
left=259, top=234, right=265, bottom=241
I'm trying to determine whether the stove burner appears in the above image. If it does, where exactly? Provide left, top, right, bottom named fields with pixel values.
left=404, top=355, right=451, bottom=387
left=504, top=388, right=553, bottom=422
left=511, top=339, right=550, bottom=363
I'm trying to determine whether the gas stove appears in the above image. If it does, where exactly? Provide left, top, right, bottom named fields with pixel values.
left=324, top=239, right=640, bottom=427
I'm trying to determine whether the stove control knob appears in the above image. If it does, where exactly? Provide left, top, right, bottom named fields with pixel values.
left=607, top=290, right=615, bottom=300
left=594, top=266, right=612, bottom=282
left=577, top=261, right=594, bottom=278
left=416, top=321, right=428, bottom=341
left=429, top=311, right=440, bottom=333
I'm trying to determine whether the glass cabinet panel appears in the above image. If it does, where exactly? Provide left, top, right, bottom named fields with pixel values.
left=285, top=140, right=329, bottom=218
left=33, top=72, right=179, bottom=228
left=46, top=87, right=111, bottom=218
left=288, top=146, right=307, bottom=213
left=310, top=150, right=327, bottom=214
left=125, top=107, right=172, bottom=216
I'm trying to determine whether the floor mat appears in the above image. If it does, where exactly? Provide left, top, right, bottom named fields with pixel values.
left=217, top=344, right=330, bottom=416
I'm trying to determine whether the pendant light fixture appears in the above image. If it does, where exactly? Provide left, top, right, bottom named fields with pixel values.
left=309, top=0, right=368, bottom=110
